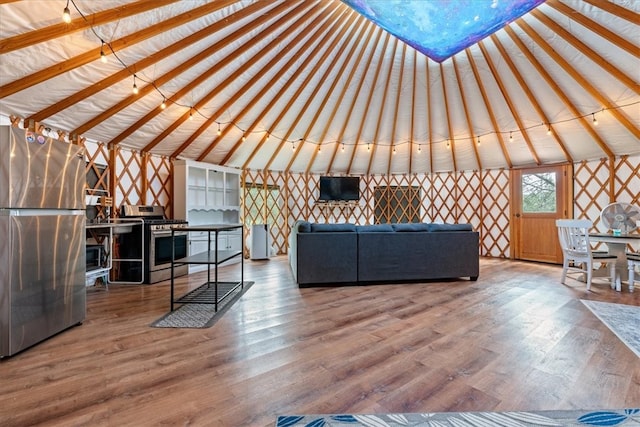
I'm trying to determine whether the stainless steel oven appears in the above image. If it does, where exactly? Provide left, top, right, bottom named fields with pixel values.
left=147, top=223, right=189, bottom=283
left=118, top=205, right=189, bottom=284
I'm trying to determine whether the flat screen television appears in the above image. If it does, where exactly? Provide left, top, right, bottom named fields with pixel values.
left=318, top=176, right=359, bottom=201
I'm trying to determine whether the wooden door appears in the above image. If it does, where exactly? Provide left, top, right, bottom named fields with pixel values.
left=511, top=164, right=572, bottom=264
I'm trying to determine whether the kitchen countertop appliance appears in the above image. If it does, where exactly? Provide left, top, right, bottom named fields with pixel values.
left=0, top=126, right=86, bottom=357
left=118, top=205, right=189, bottom=284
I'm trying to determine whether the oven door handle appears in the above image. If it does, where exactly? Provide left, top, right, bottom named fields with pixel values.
left=152, top=230, right=188, bottom=237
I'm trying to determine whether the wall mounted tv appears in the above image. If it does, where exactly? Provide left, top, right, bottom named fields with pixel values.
left=318, top=176, right=360, bottom=201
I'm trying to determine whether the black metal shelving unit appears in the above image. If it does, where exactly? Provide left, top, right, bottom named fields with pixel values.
left=170, top=224, right=244, bottom=312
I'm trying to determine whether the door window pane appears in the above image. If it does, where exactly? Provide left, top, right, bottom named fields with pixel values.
left=522, top=172, right=556, bottom=213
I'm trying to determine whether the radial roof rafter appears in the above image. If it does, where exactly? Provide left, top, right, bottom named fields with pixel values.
left=478, top=40, right=541, bottom=165
left=366, top=37, right=399, bottom=176
left=220, top=2, right=341, bottom=167
left=240, top=3, right=349, bottom=170
left=451, top=56, right=481, bottom=171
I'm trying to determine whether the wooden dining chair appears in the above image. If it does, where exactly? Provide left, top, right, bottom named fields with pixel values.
left=627, top=253, right=640, bottom=293
left=555, top=219, right=618, bottom=291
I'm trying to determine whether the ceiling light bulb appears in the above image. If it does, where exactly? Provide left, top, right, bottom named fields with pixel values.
left=393, top=146, right=396, bottom=154
left=242, top=134, right=246, bottom=142
left=318, top=146, right=321, bottom=153
left=367, top=143, right=370, bottom=151
left=62, top=4, right=71, bottom=23
left=160, top=98, right=166, bottom=109
left=217, top=124, right=221, bottom=136
left=342, top=144, right=345, bottom=152
left=418, top=144, right=421, bottom=153
left=266, top=132, right=270, bottom=141
left=477, top=137, right=481, bottom=146
left=132, top=75, right=138, bottom=94
left=446, top=140, right=450, bottom=149
left=189, top=109, right=193, bottom=120
left=547, top=126, right=551, bottom=136
left=100, top=43, right=107, bottom=63
left=592, top=113, right=598, bottom=125
left=509, top=132, right=513, bottom=141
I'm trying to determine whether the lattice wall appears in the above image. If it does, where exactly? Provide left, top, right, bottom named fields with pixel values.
left=575, top=154, right=640, bottom=233
left=243, top=169, right=513, bottom=258
left=83, top=143, right=172, bottom=217
left=81, top=142, right=639, bottom=259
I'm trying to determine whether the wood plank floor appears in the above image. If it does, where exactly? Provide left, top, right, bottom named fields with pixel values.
left=1, top=257, right=639, bottom=426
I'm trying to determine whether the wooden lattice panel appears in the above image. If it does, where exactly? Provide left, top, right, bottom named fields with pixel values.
left=114, top=147, right=143, bottom=209
left=412, top=173, right=431, bottom=222
left=456, top=170, right=483, bottom=231
left=430, top=172, right=458, bottom=224
left=573, top=155, right=640, bottom=252
left=480, top=169, right=510, bottom=258
left=613, top=154, right=640, bottom=207
left=574, top=158, right=613, bottom=232
left=83, top=140, right=110, bottom=220
left=242, top=170, right=291, bottom=256
left=145, top=155, right=172, bottom=217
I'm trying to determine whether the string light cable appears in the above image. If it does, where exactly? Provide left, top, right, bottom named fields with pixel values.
left=61, top=1, right=637, bottom=151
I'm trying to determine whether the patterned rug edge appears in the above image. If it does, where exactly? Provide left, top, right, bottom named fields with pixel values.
left=150, top=281, right=254, bottom=329
left=581, top=300, right=640, bottom=358
left=275, top=409, right=640, bottom=427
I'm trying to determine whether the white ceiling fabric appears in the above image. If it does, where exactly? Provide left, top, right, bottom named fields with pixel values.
left=0, top=0, right=638, bottom=175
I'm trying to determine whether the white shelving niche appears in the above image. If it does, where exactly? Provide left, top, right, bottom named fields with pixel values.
left=174, top=159, right=242, bottom=273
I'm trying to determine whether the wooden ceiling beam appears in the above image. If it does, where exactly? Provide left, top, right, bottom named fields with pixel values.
left=0, top=1, right=236, bottom=98
left=581, top=0, right=638, bottom=24
left=546, top=0, right=638, bottom=58
left=386, top=42, right=407, bottom=176
left=113, top=1, right=294, bottom=151
left=266, top=12, right=360, bottom=172
left=516, top=20, right=639, bottom=142
left=240, top=4, right=349, bottom=171
left=440, top=62, right=458, bottom=172
left=347, top=33, right=391, bottom=175
left=303, top=19, right=373, bottom=175
left=197, top=2, right=352, bottom=165
left=222, top=3, right=345, bottom=167
left=0, top=0, right=177, bottom=53
left=408, top=50, right=417, bottom=174
left=478, top=40, right=541, bottom=165
left=426, top=59, right=433, bottom=174
left=531, top=9, right=638, bottom=95
left=504, top=26, right=613, bottom=158
left=182, top=2, right=320, bottom=161
left=319, top=22, right=376, bottom=174
left=32, top=0, right=265, bottom=128
left=489, top=33, right=572, bottom=163
left=144, top=1, right=312, bottom=156
left=451, top=56, right=482, bottom=170
left=336, top=29, right=384, bottom=175
left=366, top=38, right=399, bottom=177
left=465, top=49, right=513, bottom=169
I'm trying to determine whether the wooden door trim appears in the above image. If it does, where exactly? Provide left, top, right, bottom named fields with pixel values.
left=510, top=163, right=573, bottom=262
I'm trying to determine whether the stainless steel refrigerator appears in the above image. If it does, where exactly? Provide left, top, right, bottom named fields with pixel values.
left=0, top=126, right=86, bottom=357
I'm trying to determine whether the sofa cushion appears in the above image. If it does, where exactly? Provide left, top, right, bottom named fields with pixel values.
left=310, top=223, right=357, bottom=232
left=391, top=223, right=430, bottom=232
left=356, top=224, right=394, bottom=232
left=427, top=223, right=473, bottom=232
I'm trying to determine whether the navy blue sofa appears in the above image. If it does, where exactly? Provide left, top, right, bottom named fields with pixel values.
left=289, top=221, right=479, bottom=286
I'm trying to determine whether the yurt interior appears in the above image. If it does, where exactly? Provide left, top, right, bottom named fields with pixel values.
left=0, top=1, right=639, bottom=426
